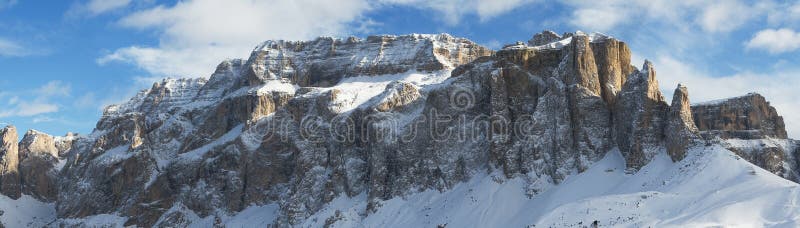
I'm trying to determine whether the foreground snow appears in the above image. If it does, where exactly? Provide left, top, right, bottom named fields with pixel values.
left=307, top=146, right=800, bottom=227
left=2, top=145, right=798, bottom=227
left=0, top=195, right=55, bottom=227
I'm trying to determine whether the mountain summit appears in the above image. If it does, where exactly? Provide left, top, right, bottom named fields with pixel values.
left=0, top=31, right=798, bottom=227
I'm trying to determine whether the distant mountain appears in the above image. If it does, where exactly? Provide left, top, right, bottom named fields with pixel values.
left=0, top=31, right=797, bottom=227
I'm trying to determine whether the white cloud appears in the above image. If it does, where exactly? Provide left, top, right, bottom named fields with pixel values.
left=101, top=0, right=372, bottom=78
left=745, top=28, right=800, bottom=54
left=0, top=103, right=59, bottom=118
left=15, top=103, right=59, bottom=117
left=696, top=0, right=753, bottom=33
left=570, top=4, right=629, bottom=31
left=100, top=0, right=546, bottom=77
left=86, top=0, right=132, bottom=14
left=7, top=96, right=18, bottom=105
left=563, top=0, right=765, bottom=33
left=31, top=116, right=55, bottom=124
left=762, top=1, right=800, bottom=26
left=73, top=92, right=98, bottom=109
left=475, top=0, right=536, bottom=21
left=379, top=0, right=536, bottom=24
left=35, top=80, right=71, bottom=97
left=653, top=55, right=800, bottom=138
left=0, top=38, right=28, bottom=57
left=0, top=81, right=72, bottom=118
left=792, top=2, right=800, bottom=21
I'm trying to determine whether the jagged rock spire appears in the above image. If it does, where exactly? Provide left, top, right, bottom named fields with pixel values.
left=665, top=84, right=699, bottom=162
left=614, top=60, right=669, bottom=171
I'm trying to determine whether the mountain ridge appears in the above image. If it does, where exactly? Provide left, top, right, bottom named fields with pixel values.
left=0, top=31, right=797, bottom=227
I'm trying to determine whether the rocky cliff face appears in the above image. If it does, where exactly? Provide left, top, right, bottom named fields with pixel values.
left=692, top=93, right=788, bottom=139
left=240, top=34, right=493, bottom=87
left=665, top=84, right=700, bottom=162
left=0, top=31, right=797, bottom=227
left=0, top=126, right=20, bottom=199
left=690, top=93, right=798, bottom=181
left=18, top=130, right=61, bottom=202
left=0, top=127, right=74, bottom=202
left=614, top=60, right=668, bottom=171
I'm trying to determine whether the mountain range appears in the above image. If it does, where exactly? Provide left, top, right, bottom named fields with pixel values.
left=0, top=31, right=798, bottom=227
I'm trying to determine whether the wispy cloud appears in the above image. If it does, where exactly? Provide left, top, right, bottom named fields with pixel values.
left=31, top=116, right=55, bottom=123
left=378, top=0, right=538, bottom=25
left=0, top=36, right=51, bottom=58
left=562, top=0, right=768, bottom=33
left=746, top=28, right=800, bottom=54
left=99, top=0, right=372, bottom=78
left=0, top=81, right=71, bottom=118
left=0, top=38, right=29, bottom=57
left=86, top=0, right=132, bottom=15
left=35, top=80, right=71, bottom=97
left=0, top=0, right=17, bottom=10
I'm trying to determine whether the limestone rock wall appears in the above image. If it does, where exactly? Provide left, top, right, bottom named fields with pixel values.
left=0, top=126, right=20, bottom=199
left=691, top=93, right=788, bottom=139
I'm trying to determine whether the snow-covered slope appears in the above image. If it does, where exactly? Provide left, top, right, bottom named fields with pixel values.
left=4, top=145, right=795, bottom=227
left=308, top=146, right=800, bottom=227
left=0, top=195, right=55, bottom=227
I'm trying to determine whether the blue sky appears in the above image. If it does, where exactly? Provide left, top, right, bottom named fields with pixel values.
left=1, top=0, right=799, bottom=138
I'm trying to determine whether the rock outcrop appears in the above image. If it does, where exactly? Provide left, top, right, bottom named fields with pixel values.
left=590, top=38, right=634, bottom=106
left=665, top=85, right=699, bottom=162
left=18, top=130, right=61, bottom=201
left=0, top=126, right=20, bottom=199
left=528, top=30, right=561, bottom=46
left=691, top=93, right=787, bottom=139
left=691, top=92, right=797, bottom=181
left=614, top=60, right=668, bottom=171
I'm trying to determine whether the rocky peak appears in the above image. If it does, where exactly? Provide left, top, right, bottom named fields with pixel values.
left=493, top=33, right=658, bottom=171
left=19, top=129, right=59, bottom=159
left=691, top=93, right=787, bottom=139
left=197, top=59, right=246, bottom=101
left=105, top=78, right=208, bottom=117
left=665, top=84, right=700, bottom=161
left=528, top=30, right=561, bottom=46
left=614, top=60, right=669, bottom=170
left=55, top=132, right=78, bottom=157
left=237, top=33, right=493, bottom=88
left=0, top=125, right=20, bottom=199
left=499, top=32, right=632, bottom=107
left=17, top=130, right=63, bottom=202
left=589, top=37, right=634, bottom=106
left=564, top=34, right=602, bottom=95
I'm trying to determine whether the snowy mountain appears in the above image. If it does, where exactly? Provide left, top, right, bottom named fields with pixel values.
left=0, top=31, right=798, bottom=227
